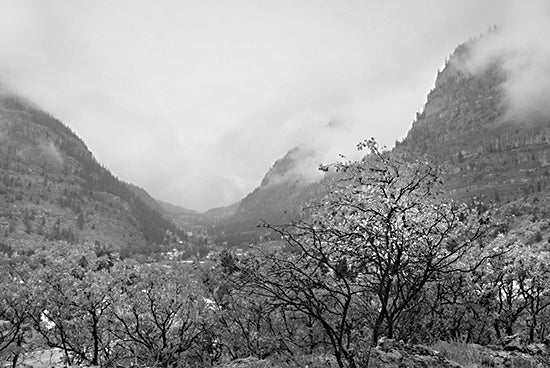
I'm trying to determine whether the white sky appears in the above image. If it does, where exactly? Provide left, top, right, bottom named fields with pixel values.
left=0, top=0, right=540, bottom=211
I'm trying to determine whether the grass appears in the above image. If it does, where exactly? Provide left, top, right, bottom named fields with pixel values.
left=431, top=340, right=542, bottom=368
left=432, top=340, right=488, bottom=368
left=215, top=353, right=337, bottom=368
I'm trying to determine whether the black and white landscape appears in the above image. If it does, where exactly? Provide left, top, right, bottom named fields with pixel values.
left=1, top=2, right=550, bottom=367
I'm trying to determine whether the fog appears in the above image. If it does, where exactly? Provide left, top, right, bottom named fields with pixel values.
left=0, top=1, right=534, bottom=211
left=454, top=1, right=550, bottom=123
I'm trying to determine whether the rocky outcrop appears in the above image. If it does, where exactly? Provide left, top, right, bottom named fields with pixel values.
left=370, top=340, right=462, bottom=368
left=370, top=338, right=548, bottom=368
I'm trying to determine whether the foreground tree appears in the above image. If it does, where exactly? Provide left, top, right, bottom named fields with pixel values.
left=246, top=139, right=494, bottom=368
left=31, top=244, right=114, bottom=366
left=0, top=258, right=36, bottom=367
left=202, top=252, right=293, bottom=361
left=241, top=238, right=366, bottom=368
left=109, top=262, right=217, bottom=368
left=207, top=249, right=333, bottom=365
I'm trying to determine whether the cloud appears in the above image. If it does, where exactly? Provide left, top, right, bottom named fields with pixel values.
left=0, top=1, right=524, bottom=211
left=38, top=140, right=64, bottom=169
left=254, top=118, right=369, bottom=190
left=452, top=1, right=550, bottom=123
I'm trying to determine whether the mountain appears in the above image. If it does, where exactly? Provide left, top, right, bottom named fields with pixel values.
left=397, top=39, right=550, bottom=201
left=233, top=145, right=320, bottom=222
left=202, top=202, right=239, bottom=223
left=208, top=33, right=550, bottom=244
left=0, top=91, right=185, bottom=256
left=8, top=32, right=545, bottom=254
left=126, top=183, right=168, bottom=215
left=156, top=199, right=205, bottom=231
left=204, top=145, right=325, bottom=245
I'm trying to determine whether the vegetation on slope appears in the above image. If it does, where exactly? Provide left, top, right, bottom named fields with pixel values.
left=2, top=140, right=548, bottom=368
left=0, top=92, right=185, bottom=254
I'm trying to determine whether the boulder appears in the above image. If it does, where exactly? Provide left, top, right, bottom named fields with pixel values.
left=502, top=334, right=524, bottom=351
left=377, top=337, right=404, bottom=352
left=525, top=343, right=547, bottom=355
left=368, top=344, right=462, bottom=368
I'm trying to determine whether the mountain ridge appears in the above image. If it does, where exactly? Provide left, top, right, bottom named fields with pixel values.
left=398, top=38, right=550, bottom=201
left=0, top=90, right=186, bottom=255
left=202, top=34, right=550, bottom=245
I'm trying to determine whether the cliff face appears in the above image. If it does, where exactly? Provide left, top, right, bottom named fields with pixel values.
left=398, top=43, right=550, bottom=201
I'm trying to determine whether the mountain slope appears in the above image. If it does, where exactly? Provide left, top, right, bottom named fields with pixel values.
left=0, top=91, right=185, bottom=255
left=206, top=146, right=325, bottom=245
left=397, top=40, right=550, bottom=200
left=210, top=34, right=550, bottom=245
left=234, top=146, right=319, bottom=222
left=156, top=199, right=205, bottom=231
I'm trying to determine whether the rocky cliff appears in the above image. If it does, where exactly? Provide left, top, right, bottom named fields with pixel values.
left=398, top=41, right=550, bottom=201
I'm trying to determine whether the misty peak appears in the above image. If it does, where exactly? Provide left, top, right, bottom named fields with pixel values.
left=259, top=145, right=317, bottom=188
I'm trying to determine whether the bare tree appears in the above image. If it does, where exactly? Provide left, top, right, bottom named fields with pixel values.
left=243, top=139, right=494, bottom=367
left=0, top=260, right=36, bottom=368
left=109, top=262, right=215, bottom=368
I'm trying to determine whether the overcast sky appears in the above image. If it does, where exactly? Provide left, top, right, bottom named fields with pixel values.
left=0, top=1, right=543, bottom=211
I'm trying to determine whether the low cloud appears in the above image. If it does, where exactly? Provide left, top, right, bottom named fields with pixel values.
left=38, top=140, right=64, bottom=169
left=0, top=1, right=525, bottom=211
left=258, top=119, right=368, bottom=189
left=14, top=139, right=64, bottom=170
left=453, top=1, right=550, bottom=123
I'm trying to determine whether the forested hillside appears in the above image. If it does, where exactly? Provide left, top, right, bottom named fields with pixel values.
left=208, top=33, right=550, bottom=248
left=0, top=92, right=185, bottom=255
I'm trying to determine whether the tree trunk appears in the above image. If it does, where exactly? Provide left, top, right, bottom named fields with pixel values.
left=505, top=323, right=513, bottom=336
left=333, top=348, right=345, bottom=368
left=91, top=311, right=99, bottom=365
left=342, top=348, right=357, bottom=368
left=493, top=321, right=501, bottom=340
left=387, top=316, right=394, bottom=339
left=10, top=335, right=23, bottom=368
left=372, top=312, right=385, bottom=346
left=10, top=354, right=19, bottom=368
left=528, top=314, right=536, bottom=343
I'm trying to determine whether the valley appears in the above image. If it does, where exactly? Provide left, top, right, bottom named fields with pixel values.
left=1, top=29, right=550, bottom=368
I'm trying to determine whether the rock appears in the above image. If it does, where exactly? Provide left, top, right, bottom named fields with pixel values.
left=526, top=343, right=547, bottom=355
left=502, top=334, right=524, bottom=351
left=397, top=40, right=550, bottom=203
left=377, top=337, right=403, bottom=351
left=407, top=344, right=438, bottom=356
left=385, top=349, right=403, bottom=361
left=368, top=344, right=462, bottom=368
